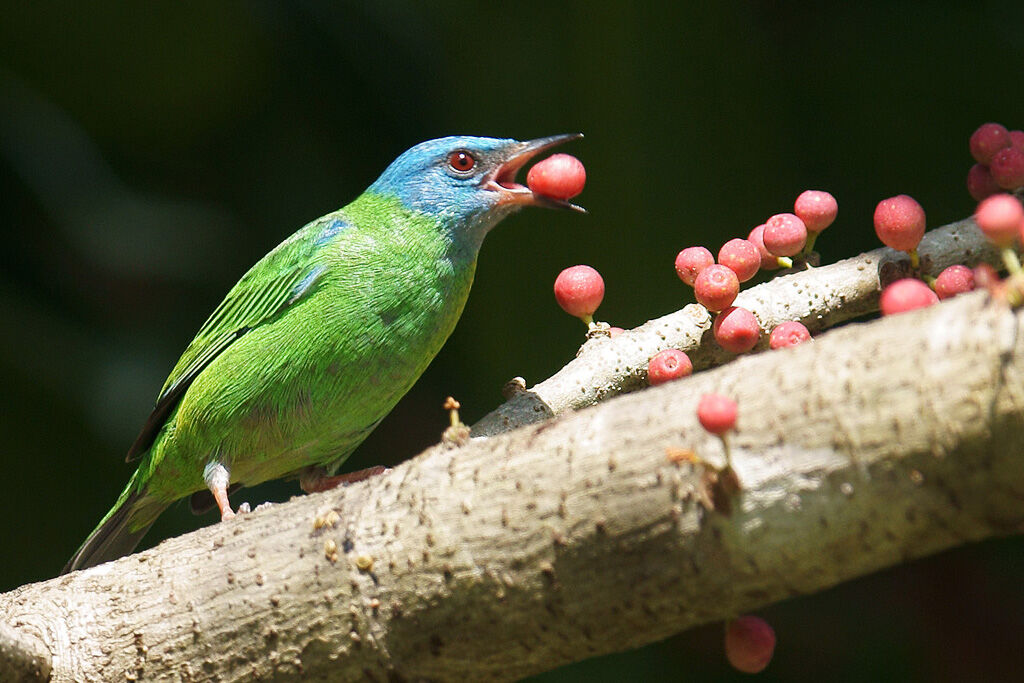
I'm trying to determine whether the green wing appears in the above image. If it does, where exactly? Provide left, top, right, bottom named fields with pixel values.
left=125, top=216, right=348, bottom=462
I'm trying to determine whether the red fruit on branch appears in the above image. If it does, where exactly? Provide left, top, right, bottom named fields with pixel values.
left=934, top=265, right=976, bottom=300
left=647, top=349, right=693, bottom=386
left=879, top=278, right=938, bottom=315
left=990, top=147, right=1024, bottom=190
left=769, top=321, right=811, bottom=349
left=694, top=264, right=740, bottom=312
left=697, top=394, right=738, bottom=435
left=874, top=195, right=926, bottom=253
left=713, top=306, right=761, bottom=353
left=763, top=213, right=808, bottom=257
left=794, top=190, right=838, bottom=234
left=975, top=193, right=1024, bottom=248
left=554, top=265, right=604, bottom=323
left=675, top=246, right=715, bottom=286
left=725, top=616, right=776, bottom=674
left=969, top=122, right=1011, bottom=164
left=718, top=238, right=760, bottom=283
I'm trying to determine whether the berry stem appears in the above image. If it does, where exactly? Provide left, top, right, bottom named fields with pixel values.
left=909, top=249, right=920, bottom=270
left=719, top=433, right=732, bottom=468
left=803, top=231, right=819, bottom=254
left=1001, top=248, right=1024, bottom=278
left=776, top=256, right=793, bottom=269
left=581, top=313, right=594, bottom=326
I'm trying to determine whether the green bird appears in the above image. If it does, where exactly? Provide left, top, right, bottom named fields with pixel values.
left=64, top=134, right=583, bottom=573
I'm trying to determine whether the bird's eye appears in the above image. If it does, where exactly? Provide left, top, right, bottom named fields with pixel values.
left=447, top=150, right=476, bottom=174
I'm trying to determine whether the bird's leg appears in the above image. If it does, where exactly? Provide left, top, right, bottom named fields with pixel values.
left=299, top=465, right=389, bottom=493
left=203, top=462, right=236, bottom=521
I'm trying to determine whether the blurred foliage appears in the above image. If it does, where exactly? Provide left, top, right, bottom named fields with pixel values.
left=1, top=1, right=1022, bottom=680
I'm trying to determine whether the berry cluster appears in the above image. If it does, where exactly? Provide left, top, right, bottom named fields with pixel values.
left=672, top=191, right=834, bottom=357
left=967, top=122, right=1024, bottom=201
left=878, top=122, right=1024, bottom=314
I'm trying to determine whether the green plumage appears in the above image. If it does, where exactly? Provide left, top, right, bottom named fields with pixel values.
left=64, top=134, right=582, bottom=573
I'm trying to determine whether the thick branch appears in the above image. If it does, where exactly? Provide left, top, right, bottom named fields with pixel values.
left=3, top=290, right=1022, bottom=681
left=0, top=622, right=51, bottom=683
left=473, top=216, right=998, bottom=436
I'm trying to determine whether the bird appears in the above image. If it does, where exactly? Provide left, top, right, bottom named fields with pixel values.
left=63, top=134, right=584, bottom=573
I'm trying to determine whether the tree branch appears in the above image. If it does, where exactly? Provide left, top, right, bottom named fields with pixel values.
left=473, top=217, right=998, bottom=436
left=2, top=283, right=1022, bottom=681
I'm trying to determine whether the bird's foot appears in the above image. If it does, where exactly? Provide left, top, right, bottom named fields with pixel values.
left=300, top=465, right=389, bottom=493
left=204, top=462, right=237, bottom=521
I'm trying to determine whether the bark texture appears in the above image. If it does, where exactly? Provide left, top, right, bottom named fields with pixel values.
left=2, top=289, right=1023, bottom=681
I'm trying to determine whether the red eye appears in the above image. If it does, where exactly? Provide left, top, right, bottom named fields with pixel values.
left=448, top=150, right=475, bottom=173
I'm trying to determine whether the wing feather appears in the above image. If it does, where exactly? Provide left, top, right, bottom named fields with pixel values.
left=125, top=216, right=348, bottom=462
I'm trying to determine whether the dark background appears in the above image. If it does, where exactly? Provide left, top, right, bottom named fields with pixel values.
left=2, top=2, right=1022, bottom=680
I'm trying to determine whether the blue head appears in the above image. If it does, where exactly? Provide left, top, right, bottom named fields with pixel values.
left=368, top=134, right=583, bottom=248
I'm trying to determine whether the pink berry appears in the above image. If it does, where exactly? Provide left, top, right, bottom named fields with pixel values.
left=526, top=153, right=586, bottom=200
left=1010, top=130, right=1024, bottom=151
left=553, top=265, right=604, bottom=321
left=694, top=264, right=740, bottom=312
left=934, top=265, right=976, bottom=300
left=713, top=306, right=760, bottom=353
left=675, top=246, right=715, bottom=286
left=974, top=263, right=1001, bottom=291
left=647, top=349, right=693, bottom=386
left=793, top=190, right=838, bottom=234
left=879, top=278, right=938, bottom=316
left=697, top=393, right=737, bottom=435
left=769, top=321, right=811, bottom=349
left=989, top=147, right=1024, bottom=190
left=975, top=193, right=1024, bottom=247
left=969, top=122, right=1010, bottom=164
left=725, top=616, right=776, bottom=674
left=747, top=224, right=780, bottom=270
left=873, top=195, right=926, bottom=252
left=763, top=213, right=807, bottom=257
left=608, top=326, right=625, bottom=337
left=967, top=163, right=1000, bottom=202
left=717, top=238, right=760, bottom=283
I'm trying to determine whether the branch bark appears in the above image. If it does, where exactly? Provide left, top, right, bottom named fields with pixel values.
left=2, top=283, right=1023, bottom=681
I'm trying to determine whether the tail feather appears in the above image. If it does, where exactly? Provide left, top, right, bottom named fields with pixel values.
left=62, top=486, right=168, bottom=574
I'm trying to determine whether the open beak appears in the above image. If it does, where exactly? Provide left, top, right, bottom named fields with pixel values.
left=486, top=133, right=586, bottom=213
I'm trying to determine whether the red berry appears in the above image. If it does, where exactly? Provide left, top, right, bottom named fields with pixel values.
left=763, top=213, right=807, bottom=257
left=975, top=193, right=1024, bottom=247
left=675, top=246, right=715, bottom=286
left=967, top=163, right=1000, bottom=202
left=647, top=349, right=693, bottom=386
left=526, top=153, right=586, bottom=200
left=1010, top=130, right=1024, bottom=151
left=934, top=265, right=976, bottom=300
left=989, top=147, right=1024, bottom=190
left=697, top=393, right=737, bottom=435
left=747, top=224, right=780, bottom=270
left=713, top=306, right=760, bottom=353
left=725, top=616, right=776, bottom=674
left=793, top=190, right=838, bottom=234
left=553, top=265, right=604, bottom=321
left=969, top=122, right=1010, bottom=164
left=717, top=238, right=760, bottom=283
left=873, top=195, right=926, bottom=252
left=879, top=278, right=938, bottom=316
left=973, top=263, right=1001, bottom=291
left=694, top=264, right=740, bottom=313
left=769, top=321, right=811, bottom=349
